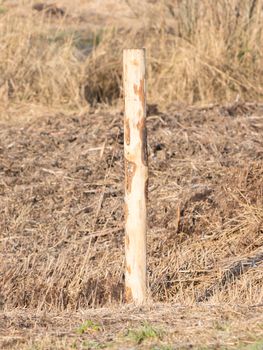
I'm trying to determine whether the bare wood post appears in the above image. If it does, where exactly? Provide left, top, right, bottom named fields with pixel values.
left=123, top=49, right=148, bottom=305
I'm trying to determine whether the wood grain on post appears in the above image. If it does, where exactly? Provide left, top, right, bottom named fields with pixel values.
left=123, top=49, right=148, bottom=305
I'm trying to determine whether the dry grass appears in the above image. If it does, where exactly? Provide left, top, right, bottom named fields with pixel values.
left=0, top=9, right=84, bottom=110
left=0, top=0, right=262, bottom=116
left=1, top=102, right=262, bottom=311
left=1, top=304, right=263, bottom=349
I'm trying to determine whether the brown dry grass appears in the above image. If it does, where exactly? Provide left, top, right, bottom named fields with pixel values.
left=0, top=0, right=262, bottom=116
left=1, top=102, right=263, bottom=311
left=1, top=304, right=263, bottom=349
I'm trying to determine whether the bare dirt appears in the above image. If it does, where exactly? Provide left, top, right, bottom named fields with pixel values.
left=1, top=101, right=263, bottom=348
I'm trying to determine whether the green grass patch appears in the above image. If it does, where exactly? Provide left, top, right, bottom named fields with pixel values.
left=238, top=338, right=263, bottom=350
left=76, top=320, right=102, bottom=335
left=0, top=5, right=7, bottom=14
left=125, top=322, right=163, bottom=345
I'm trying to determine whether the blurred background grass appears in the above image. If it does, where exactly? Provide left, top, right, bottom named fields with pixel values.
left=0, top=0, right=262, bottom=115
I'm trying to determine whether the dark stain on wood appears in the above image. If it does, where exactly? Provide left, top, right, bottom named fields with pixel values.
left=124, top=117, right=130, bottom=145
left=125, top=159, right=136, bottom=194
left=133, top=79, right=145, bottom=106
left=137, top=119, right=148, bottom=166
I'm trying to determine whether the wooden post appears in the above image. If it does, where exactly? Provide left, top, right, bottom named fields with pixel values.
left=123, top=49, right=148, bottom=305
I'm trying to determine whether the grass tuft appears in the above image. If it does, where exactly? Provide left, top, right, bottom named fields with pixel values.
left=76, top=320, right=102, bottom=335
left=126, top=322, right=163, bottom=344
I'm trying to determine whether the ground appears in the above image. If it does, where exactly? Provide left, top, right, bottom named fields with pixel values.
left=1, top=103, right=263, bottom=349
left=0, top=305, right=263, bottom=349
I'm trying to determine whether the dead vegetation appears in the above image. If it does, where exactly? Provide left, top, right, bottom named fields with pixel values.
left=1, top=304, right=263, bottom=349
left=0, top=0, right=262, bottom=115
left=0, top=102, right=262, bottom=311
